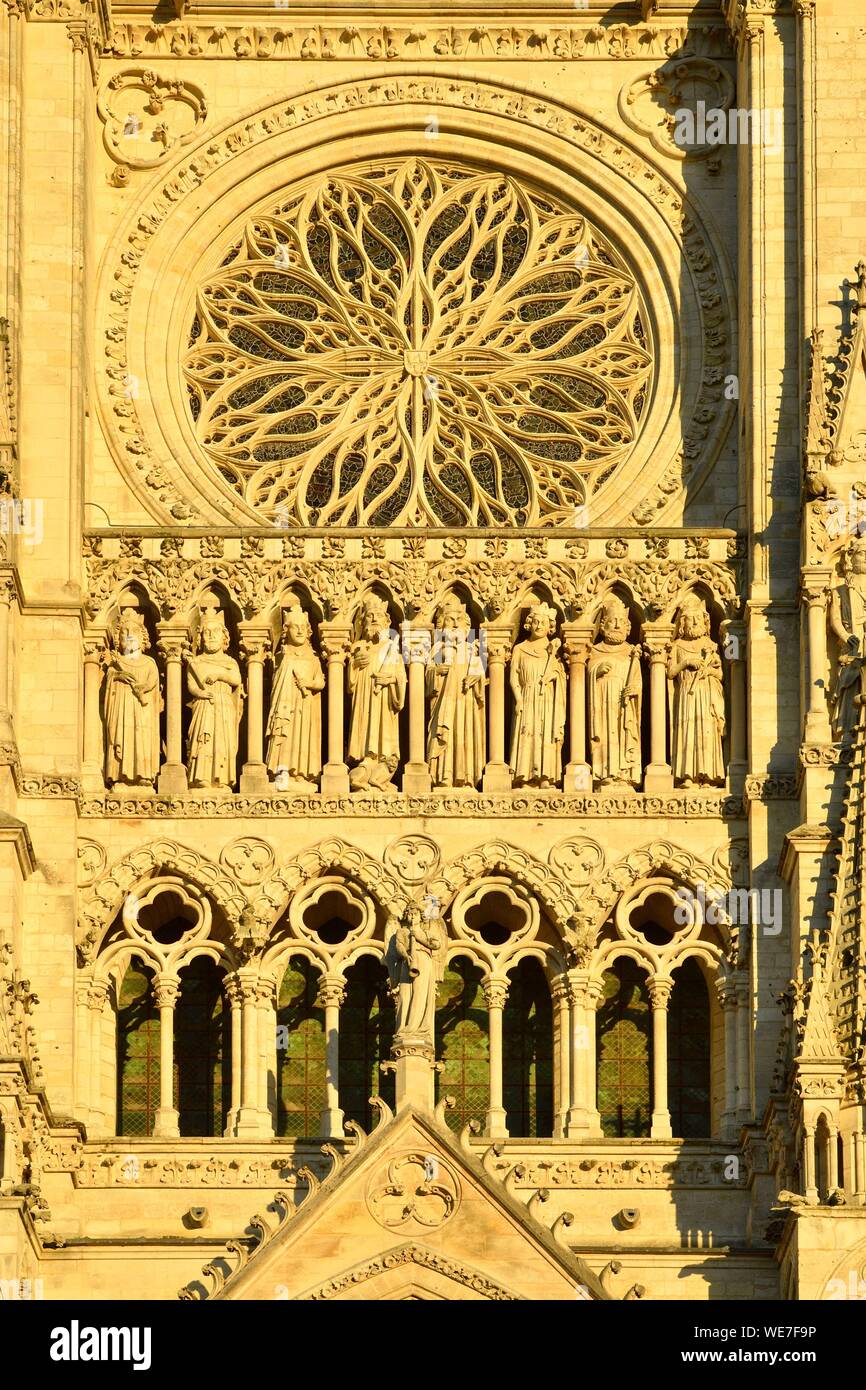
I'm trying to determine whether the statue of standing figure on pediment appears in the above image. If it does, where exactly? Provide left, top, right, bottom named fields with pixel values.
left=104, top=609, right=161, bottom=788
left=266, top=602, right=325, bottom=788
left=347, top=595, right=407, bottom=793
left=387, top=900, right=447, bottom=1039
left=186, top=615, right=243, bottom=789
left=830, top=536, right=866, bottom=739
left=426, top=595, right=486, bottom=789
left=508, top=603, right=566, bottom=788
left=587, top=595, right=642, bottom=789
left=668, top=595, right=725, bottom=787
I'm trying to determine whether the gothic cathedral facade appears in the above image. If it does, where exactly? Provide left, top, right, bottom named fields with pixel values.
left=0, top=0, right=865, bottom=1302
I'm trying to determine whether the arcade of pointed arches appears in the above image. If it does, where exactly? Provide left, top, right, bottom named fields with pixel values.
left=75, top=840, right=750, bottom=1148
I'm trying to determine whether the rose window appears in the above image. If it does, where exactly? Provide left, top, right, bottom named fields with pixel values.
left=183, top=158, right=653, bottom=528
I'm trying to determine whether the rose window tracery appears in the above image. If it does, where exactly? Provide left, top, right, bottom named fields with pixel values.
left=183, top=158, right=653, bottom=528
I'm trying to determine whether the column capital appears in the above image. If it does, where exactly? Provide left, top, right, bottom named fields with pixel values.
left=319, top=623, right=352, bottom=661
left=561, top=622, right=594, bottom=663
left=482, top=976, right=509, bottom=1010
left=482, top=628, right=512, bottom=664
left=316, top=973, right=346, bottom=1010
left=648, top=977, right=673, bottom=1009
left=156, top=625, right=190, bottom=661
left=641, top=623, right=674, bottom=662
left=551, top=974, right=571, bottom=1005
left=153, top=975, right=180, bottom=1009
left=238, top=625, right=272, bottom=663
left=402, top=623, right=433, bottom=664
left=715, top=975, right=739, bottom=1009
left=0, top=573, right=17, bottom=608
left=82, top=629, right=108, bottom=663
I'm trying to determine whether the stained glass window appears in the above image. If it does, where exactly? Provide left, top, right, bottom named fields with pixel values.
left=276, top=956, right=326, bottom=1138
left=175, top=956, right=230, bottom=1138
left=339, top=956, right=395, bottom=1131
left=668, top=958, right=711, bottom=1138
left=184, top=159, right=652, bottom=528
left=597, top=957, right=652, bottom=1137
left=116, top=958, right=159, bottom=1138
left=503, top=958, right=554, bottom=1137
left=435, top=957, right=488, bottom=1133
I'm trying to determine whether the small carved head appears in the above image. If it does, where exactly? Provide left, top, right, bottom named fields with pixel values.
left=524, top=602, right=557, bottom=639
left=675, top=594, right=710, bottom=639
left=360, top=594, right=392, bottom=639
left=435, top=594, right=470, bottom=632
left=845, top=535, right=866, bottom=576
left=115, top=608, right=149, bottom=658
left=282, top=602, right=311, bottom=646
left=199, top=617, right=229, bottom=654
left=596, top=595, right=630, bottom=644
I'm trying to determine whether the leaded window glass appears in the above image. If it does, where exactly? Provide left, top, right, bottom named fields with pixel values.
left=175, top=956, right=230, bottom=1138
left=116, top=958, right=159, bottom=1138
left=435, top=957, right=488, bottom=1133
left=668, top=958, right=711, bottom=1138
left=597, top=957, right=652, bottom=1138
left=339, top=956, right=395, bottom=1131
left=503, top=958, right=554, bottom=1137
left=276, top=956, right=326, bottom=1138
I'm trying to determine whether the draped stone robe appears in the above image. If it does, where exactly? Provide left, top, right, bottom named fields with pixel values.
left=508, top=637, right=566, bottom=785
left=186, top=653, right=243, bottom=788
left=104, top=652, right=161, bottom=785
left=347, top=630, right=407, bottom=766
left=425, top=633, right=486, bottom=788
left=668, top=636, right=725, bottom=784
left=587, top=640, right=642, bottom=786
left=266, top=641, right=325, bottom=782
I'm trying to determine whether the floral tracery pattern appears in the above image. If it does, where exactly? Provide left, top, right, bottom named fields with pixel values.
left=184, top=159, right=653, bottom=528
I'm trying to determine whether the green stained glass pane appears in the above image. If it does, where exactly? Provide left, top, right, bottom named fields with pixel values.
left=276, top=957, right=326, bottom=1138
left=117, top=958, right=160, bottom=1137
left=597, top=958, right=652, bottom=1137
left=435, top=957, right=488, bottom=1133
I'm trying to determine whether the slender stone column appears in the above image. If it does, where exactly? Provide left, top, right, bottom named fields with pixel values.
left=803, top=1126, right=818, bottom=1202
left=256, top=979, right=276, bottom=1135
left=83, top=981, right=110, bottom=1133
left=721, top=618, right=748, bottom=791
left=551, top=975, right=571, bottom=1138
left=239, top=627, right=271, bottom=792
left=716, top=978, right=739, bottom=1140
left=74, top=981, right=94, bottom=1125
left=235, top=972, right=264, bottom=1138
left=562, top=623, right=592, bottom=792
left=403, top=626, right=432, bottom=794
left=482, top=630, right=512, bottom=792
left=648, top=978, right=673, bottom=1139
left=224, top=975, right=242, bottom=1136
left=320, top=623, right=350, bottom=795
left=642, top=626, right=673, bottom=793
left=801, top=572, right=833, bottom=744
left=157, top=627, right=189, bottom=795
left=317, top=973, right=345, bottom=1138
left=82, top=632, right=106, bottom=790
left=564, top=974, right=603, bottom=1137
left=735, top=978, right=752, bottom=1123
left=153, top=975, right=180, bottom=1138
left=855, top=1129, right=865, bottom=1204
left=483, top=977, right=509, bottom=1138
left=585, top=979, right=604, bottom=1136
left=827, top=1126, right=839, bottom=1193
left=0, top=576, right=13, bottom=731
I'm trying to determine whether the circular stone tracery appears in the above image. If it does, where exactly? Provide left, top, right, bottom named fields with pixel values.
left=182, top=157, right=654, bottom=528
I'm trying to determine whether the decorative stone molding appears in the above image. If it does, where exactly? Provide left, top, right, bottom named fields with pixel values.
left=618, top=57, right=735, bottom=163
left=102, top=21, right=734, bottom=65
left=97, top=68, right=207, bottom=171
left=366, top=1151, right=459, bottom=1233
left=743, top=775, right=798, bottom=801
left=384, top=835, right=441, bottom=884
left=77, top=789, right=745, bottom=819
left=303, top=1244, right=518, bottom=1302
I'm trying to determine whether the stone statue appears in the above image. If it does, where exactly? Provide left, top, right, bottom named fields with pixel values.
left=186, top=616, right=243, bottom=789
left=829, top=536, right=866, bottom=739
left=347, top=595, right=407, bottom=792
left=387, top=901, right=447, bottom=1038
left=587, top=596, right=642, bottom=788
left=668, top=595, right=726, bottom=786
left=426, top=596, right=486, bottom=788
left=104, top=609, right=161, bottom=787
left=508, top=603, right=566, bottom=787
left=266, top=603, right=325, bottom=788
